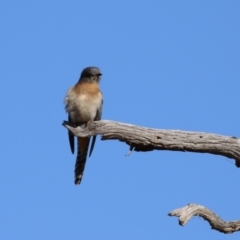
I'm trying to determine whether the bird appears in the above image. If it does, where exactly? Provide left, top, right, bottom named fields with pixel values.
left=64, top=67, right=103, bottom=185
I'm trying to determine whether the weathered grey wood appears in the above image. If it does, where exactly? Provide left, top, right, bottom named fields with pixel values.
left=169, top=204, right=240, bottom=234
left=62, top=120, right=240, bottom=167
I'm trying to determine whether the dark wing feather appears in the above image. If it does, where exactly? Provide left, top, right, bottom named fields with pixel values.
left=68, top=114, right=75, bottom=154
left=88, top=97, right=103, bottom=157
left=88, top=136, right=96, bottom=157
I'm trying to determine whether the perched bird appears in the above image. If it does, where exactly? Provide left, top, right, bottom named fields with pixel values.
left=64, top=67, right=103, bottom=185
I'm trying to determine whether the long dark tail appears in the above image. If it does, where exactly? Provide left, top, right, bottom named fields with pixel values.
left=74, top=137, right=90, bottom=185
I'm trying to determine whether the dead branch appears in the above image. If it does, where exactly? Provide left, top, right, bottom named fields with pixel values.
left=62, top=120, right=240, bottom=167
left=168, top=203, right=240, bottom=234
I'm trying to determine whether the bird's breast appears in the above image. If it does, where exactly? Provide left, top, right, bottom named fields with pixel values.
left=65, top=88, right=102, bottom=124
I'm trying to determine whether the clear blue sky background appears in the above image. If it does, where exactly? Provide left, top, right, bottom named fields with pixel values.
left=1, top=1, right=240, bottom=239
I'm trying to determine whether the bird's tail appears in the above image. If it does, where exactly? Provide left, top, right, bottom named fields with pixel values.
left=74, top=137, right=90, bottom=185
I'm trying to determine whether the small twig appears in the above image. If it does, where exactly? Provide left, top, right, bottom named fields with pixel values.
left=126, top=146, right=134, bottom=156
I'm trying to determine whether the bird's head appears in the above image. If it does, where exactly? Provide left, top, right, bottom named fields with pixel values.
left=79, top=67, right=102, bottom=83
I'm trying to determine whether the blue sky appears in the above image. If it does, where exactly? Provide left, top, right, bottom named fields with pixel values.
left=1, top=1, right=240, bottom=239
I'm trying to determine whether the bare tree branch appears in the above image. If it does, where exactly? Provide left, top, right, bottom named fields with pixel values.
left=63, top=120, right=240, bottom=234
left=168, top=203, right=240, bottom=234
left=62, top=120, right=240, bottom=167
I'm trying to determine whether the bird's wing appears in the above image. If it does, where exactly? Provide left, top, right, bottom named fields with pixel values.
left=88, top=97, right=103, bottom=157
left=68, top=114, right=75, bottom=154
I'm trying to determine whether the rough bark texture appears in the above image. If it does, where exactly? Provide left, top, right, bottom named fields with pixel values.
left=62, top=120, right=240, bottom=234
left=62, top=120, right=240, bottom=167
left=168, top=204, right=240, bottom=234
